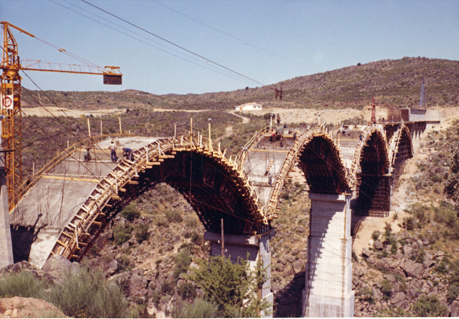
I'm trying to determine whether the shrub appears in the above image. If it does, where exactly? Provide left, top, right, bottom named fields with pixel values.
left=0, top=270, right=45, bottom=298
left=447, top=282, right=459, bottom=304
left=113, top=224, right=133, bottom=246
left=371, top=230, right=381, bottom=241
left=380, top=279, right=392, bottom=301
left=135, top=224, right=149, bottom=244
left=174, top=249, right=192, bottom=281
left=120, top=204, right=140, bottom=221
left=46, top=266, right=128, bottom=318
left=177, top=282, right=197, bottom=300
left=165, top=210, right=183, bottom=223
left=173, top=297, right=218, bottom=318
left=412, top=295, right=447, bottom=317
left=187, top=255, right=271, bottom=317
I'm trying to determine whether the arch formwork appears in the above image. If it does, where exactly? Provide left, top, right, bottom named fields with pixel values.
left=297, top=132, right=350, bottom=194
left=388, top=125, right=413, bottom=187
left=48, top=136, right=268, bottom=263
left=351, top=127, right=391, bottom=216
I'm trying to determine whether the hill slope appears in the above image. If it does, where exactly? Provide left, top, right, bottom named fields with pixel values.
left=22, top=57, right=459, bottom=110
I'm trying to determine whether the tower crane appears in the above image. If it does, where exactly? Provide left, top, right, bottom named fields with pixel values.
left=1, top=21, right=122, bottom=209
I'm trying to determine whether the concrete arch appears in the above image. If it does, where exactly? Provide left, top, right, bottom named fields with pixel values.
left=390, top=125, right=413, bottom=185
left=297, top=132, right=349, bottom=194
left=352, top=127, right=391, bottom=215
left=43, top=136, right=266, bottom=263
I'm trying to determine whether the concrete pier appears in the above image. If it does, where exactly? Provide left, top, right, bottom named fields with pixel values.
left=0, top=167, right=14, bottom=268
left=205, top=230, right=274, bottom=318
left=303, top=193, right=354, bottom=317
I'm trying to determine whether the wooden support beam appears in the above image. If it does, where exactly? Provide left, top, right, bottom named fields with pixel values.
left=128, top=180, right=139, bottom=185
left=146, top=162, right=161, bottom=165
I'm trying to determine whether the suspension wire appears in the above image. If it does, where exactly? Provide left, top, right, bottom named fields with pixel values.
left=19, top=90, right=105, bottom=181
left=150, top=0, right=318, bottom=71
left=48, top=0, right=248, bottom=84
left=22, top=71, right=117, bottom=171
left=79, top=0, right=265, bottom=87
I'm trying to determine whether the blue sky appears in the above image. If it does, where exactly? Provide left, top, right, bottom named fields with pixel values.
left=2, top=0, right=458, bottom=94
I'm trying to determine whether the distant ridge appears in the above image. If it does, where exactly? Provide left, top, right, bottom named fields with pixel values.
left=23, top=57, right=459, bottom=110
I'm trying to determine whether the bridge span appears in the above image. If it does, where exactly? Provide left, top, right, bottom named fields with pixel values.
left=4, top=117, right=428, bottom=316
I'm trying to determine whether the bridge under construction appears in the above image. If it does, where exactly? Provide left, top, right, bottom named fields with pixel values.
left=1, top=107, right=439, bottom=317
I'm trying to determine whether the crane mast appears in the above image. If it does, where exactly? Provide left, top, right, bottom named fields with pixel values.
left=0, top=22, right=31, bottom=207
left=1, top=21, right=122, bottom=209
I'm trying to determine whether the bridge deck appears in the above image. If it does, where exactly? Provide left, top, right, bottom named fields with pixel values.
left=10, top=136, right=158, bottom=268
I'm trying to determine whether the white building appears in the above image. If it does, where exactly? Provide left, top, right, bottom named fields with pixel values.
left=235, top=102, right=262, bottom=111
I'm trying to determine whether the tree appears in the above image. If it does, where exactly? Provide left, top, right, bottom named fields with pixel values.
left=187, top=255, right=271, bottom=318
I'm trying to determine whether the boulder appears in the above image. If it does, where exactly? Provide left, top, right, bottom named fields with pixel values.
left=385, top=274, right=396, bottom=282
left=423, top=258, right=435, bottom=268
left=42, top=255, right=78, bottom=283
left=391, top=292, right=406, bottom=305
left=286, top=255, right=295, bottom=263
left=373, top=241, right=383, bottom=251
left=129, top=273, right=148, bottom=297
left=107, top=259, right=118, bottom=275
left=293, top=260, right=303, bottom=273
left=375, top=259, right=390, bottom=270
left=283, top=265, right=294, bottom=277
left=401, top=260, right=423, bottom=278
left=403, top=245, right=413, bottom=257
left=362, top=248, right=372, bottom=258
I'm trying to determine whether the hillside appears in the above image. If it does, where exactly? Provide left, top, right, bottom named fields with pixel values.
left=21, top=57, right=459, bottom=111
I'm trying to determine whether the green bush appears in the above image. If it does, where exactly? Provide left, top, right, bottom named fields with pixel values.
left=447, top=282, right=459, bottom=304
left=120, top=204, right=140, bottom=221
left=47, top=266, right=128, bottom=318
left=371, top=231, right=381, bottom=241
left=174, top=249, right=192, bottom=281
left=412, top=295, right=447, bottom=317
left=113, top=224, right=133, bottom=246
left=187, top=255, right=271, bottom=317
left=173, top=297, right=218, bottom=318
left=0, top=271, right=45, bottom=298
left=135, top=224, right=149, bottom=244
left=166, top=210, right=183, bottom=223
left=379, top=279, right=392, bottom=301
left=177, top=282, right=197, bottom=300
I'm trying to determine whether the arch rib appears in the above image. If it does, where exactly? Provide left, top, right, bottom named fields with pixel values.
left=49, top=136, right=265, bottom=263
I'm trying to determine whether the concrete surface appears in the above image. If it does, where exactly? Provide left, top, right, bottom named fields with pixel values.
left=0, top=168, right=14, bottom=268
left=9, top=136, right=158, bottom=269
left=303, top=193, right=354, bottom=317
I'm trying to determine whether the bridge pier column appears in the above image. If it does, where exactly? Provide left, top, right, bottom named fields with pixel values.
left=0, top=167, right=14, bottom=268
left=204, top=230, right=274, bottom=318
left=302, top=193, right=354, bottom=317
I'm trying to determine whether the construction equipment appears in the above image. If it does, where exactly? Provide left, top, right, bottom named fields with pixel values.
left=1, top=21, right=122, bottom=209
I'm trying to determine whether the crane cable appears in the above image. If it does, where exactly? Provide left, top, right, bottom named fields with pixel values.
left=49, top=0, right=248, bottom=84
left=79, top=0, right=265, bottom=87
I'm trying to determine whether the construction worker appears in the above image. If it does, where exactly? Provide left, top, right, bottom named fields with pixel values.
left=268, top=174, right=273, bottom=186
left=123, top=147, right=133, bottom=161
left=109, top=141, right=117, bottom=162
left=84, top=148, right=91, bottom=162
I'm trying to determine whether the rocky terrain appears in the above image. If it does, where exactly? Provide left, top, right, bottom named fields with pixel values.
left=2, top=57, right=459, bottom=317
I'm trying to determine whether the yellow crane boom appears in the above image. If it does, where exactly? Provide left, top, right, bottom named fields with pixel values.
left=1, top=21, right=122, bottom=208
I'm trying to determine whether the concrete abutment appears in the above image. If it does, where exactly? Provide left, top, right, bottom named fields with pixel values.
left=302, top=193, right=354, bottom=317
left=204, top=230, right=274, bottom=318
